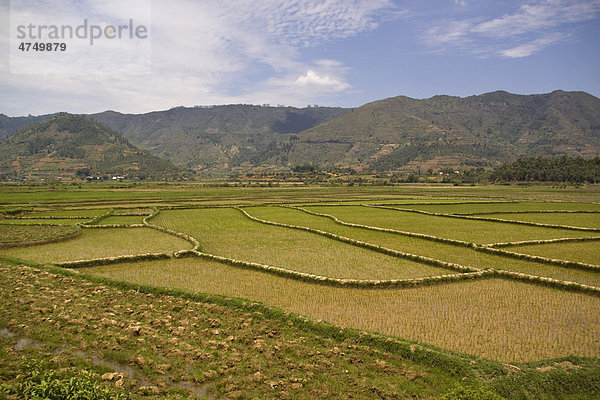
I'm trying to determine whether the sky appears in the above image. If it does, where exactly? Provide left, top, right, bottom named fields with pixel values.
left=1, top=0, right=599, bottom=116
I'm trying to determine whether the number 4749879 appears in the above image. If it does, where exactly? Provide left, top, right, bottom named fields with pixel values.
left=18, top=42, right=66, bottom=51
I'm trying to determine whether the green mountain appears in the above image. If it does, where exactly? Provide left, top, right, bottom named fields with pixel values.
left=0, top=113, right=180, bottom=181
left=2, top=90, right=599, bottom=174
left=279, top=90, right=600, bottom=172
left=90, top=105, right=350, bottom=172
left=0, top=113, right=56, bottom=140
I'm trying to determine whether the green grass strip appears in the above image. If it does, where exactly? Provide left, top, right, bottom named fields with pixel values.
left=458, top=210, right=600, bottom=216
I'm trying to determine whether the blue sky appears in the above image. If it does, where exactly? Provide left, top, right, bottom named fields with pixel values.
left=1, top=0, right=599, bottom=116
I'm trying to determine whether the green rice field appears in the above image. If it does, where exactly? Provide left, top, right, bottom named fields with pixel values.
left=480, top=212, right=600, bottom=229
left=151, top=208, right=449, bottom=280
left=2, top=184, right=600, bottom=398
left=307, top=205, right=594, bottom=244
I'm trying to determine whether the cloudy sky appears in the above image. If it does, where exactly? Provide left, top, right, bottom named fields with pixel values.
left=1, top=0, right=599, bottom=116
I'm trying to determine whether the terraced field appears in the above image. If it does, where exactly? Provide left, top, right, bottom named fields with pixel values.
left=2, top=186, right=600, bottom=399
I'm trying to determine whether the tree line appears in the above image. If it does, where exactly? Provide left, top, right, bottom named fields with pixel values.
left=490, top=156, right=600, bottom=183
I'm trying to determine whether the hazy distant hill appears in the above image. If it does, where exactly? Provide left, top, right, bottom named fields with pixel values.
left=0, top=113, right=179, bottom=180
left=281, top=90, right=600, bottom=172
left=90, top=105, right=350, bottom=171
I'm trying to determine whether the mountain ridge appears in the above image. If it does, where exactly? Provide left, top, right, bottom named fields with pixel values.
left=1, top=90, right=598, bottom=175
left=280, top=90, right=600, bottom=172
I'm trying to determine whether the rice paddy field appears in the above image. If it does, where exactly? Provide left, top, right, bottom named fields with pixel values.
left=305, top=205, right=595, bottom=244
left=96, top=215, right=148, bottom=225
left=83, top=257, right=600, bottom=362
left=1, top=184, right=600, bottom=399
left=0, top=227, right=192, bottom=263
left=478, top=212, right=600, bottom=229
left=507, top=240, right=600, bottom=266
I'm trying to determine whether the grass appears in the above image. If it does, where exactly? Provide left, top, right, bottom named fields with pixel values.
left=309, top=205, right=595, bottom=244
left=0, top=227, right=192, bottom=263
left=481, top=213, right=600, bottom=229
left=507, top=241, right=600, bottom=266
left=151, top=208, right=451, bottom=280
left=246, top=206, right=600, bottom=287
left=0, top=262, right=464, bottom=400
left=83, top=257, right=600, bottom=362
left=0, top=224, right=76, bottom=244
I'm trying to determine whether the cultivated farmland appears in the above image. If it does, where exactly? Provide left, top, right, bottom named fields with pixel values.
left=151, top=208, right=450, bottom=280
left=1, top=184, right=600, bottom=399
left=306, top=205, right=595, bottom=244
left=0, top=227, right=192, bottom=263
left=83, top=257, right=600, bottom=362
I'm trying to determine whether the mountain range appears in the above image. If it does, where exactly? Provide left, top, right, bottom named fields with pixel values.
left=0, top=90, right=598, bottom=178
left=275, top=90, right=600, bottom=173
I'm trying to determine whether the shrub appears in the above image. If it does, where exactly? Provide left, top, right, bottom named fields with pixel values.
left=1, top=359, right=128, bottom=400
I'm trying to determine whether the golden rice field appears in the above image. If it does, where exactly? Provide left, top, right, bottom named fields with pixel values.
left=82, top=257, right=600, bottom=362
left=0, top=224, right=76, bottom=243
left=3, top=191, right=600, bottom=365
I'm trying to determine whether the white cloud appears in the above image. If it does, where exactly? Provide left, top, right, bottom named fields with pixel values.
left=0, top=0, right=396, bottom=115
left=500, top=33, right=568, bottom=58
left=472, top=0, right=600, bottom=37
left=294, top=70, right=351, bottom=91
left=423, top=0, right=600, bottom=57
